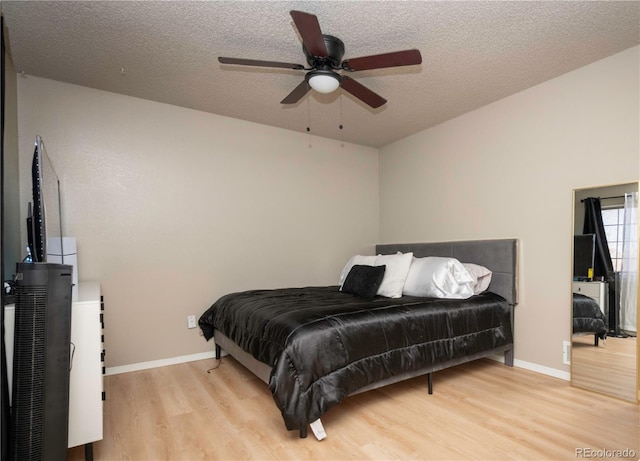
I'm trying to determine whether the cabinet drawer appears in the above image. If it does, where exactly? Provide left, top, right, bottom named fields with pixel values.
left=572, top=282, right=607, bottom=316
left=573, top=283, right=602, bottom=299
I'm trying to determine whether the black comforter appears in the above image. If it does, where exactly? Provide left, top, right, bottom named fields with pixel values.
left=199, top=286, right=512, bottom=431
left=573, top=293, right=607, bottom=339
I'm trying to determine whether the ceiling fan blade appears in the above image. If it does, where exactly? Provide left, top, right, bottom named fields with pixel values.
left=290, top=10, right=328, bottom=58
left=340, top=76, right=386, bottom=109
left=342, top=49, right=422, bottom=72
left=218, top=57, right=304, bottom=70
left=281, top=80, right=311, bottom=104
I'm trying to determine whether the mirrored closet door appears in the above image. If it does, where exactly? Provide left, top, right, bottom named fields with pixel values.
left=571, top=182, right=639, bottom=402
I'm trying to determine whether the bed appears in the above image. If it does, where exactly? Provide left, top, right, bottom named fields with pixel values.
left=199, top=239, right=518, bottom=439
left=573, top=292, right=607, bottom=346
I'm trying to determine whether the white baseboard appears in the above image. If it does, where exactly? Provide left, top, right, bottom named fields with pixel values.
left=513, top=359, right=570, bottom=381
left=108, top=350, right=571, bottom=382
left=488, top=354, right=570, bottom=381
left=105, top=350, right=217, bottom=376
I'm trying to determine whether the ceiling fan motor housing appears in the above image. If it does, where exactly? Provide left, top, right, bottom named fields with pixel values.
left=303, top=34, right=345, bottom=68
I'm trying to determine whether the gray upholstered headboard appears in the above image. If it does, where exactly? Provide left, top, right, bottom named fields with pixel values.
left=376, top=239, right=518, bottom=306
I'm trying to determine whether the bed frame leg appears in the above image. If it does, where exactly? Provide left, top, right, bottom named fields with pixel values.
left=427, top=373, right=433, bottom=394
left=215, top=343, right=221, bottom=360
left=299, top=427, right=308, bottom=438
left=504, top=348, right=514, bottom=367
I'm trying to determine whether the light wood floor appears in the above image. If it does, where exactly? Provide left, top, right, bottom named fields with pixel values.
left=571, top=335, right=637, bottom=402
left=68, top=357, right=639, bottom=461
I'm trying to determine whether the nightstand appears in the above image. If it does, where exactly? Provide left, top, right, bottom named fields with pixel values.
left=572, top=281, right=607, bottom=315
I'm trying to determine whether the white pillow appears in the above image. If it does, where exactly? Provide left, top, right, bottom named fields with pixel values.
left=373, top=252, right=413, bottom=298
left=403, top=256, right=474, bottom=299
left=462, top=263, right=493, bottom=294
left=339, top=255, right=377, bottom=286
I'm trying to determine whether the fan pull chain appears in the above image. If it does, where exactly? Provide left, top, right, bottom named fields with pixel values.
left=339, top=95, right=344, bottom=147
left=307, top=94, right=312, bottom=148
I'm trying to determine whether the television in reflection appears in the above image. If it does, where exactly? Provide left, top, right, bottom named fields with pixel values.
left=573, top=233, right=596, bottom=280
left=27, top=136, right=62, bottom=263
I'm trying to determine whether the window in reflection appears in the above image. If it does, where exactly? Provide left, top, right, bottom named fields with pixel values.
left=602, top=206, right=625, bottom=271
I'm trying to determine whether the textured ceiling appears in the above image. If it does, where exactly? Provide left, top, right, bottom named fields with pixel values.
left=2, top=1, right=639, bottom=148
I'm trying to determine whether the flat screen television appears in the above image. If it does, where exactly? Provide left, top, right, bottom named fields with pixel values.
left=573, top=233, right=596, bottom=280
left=26, top=135, right=62, bottom=263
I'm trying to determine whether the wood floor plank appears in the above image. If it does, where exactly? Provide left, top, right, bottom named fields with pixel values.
left=68, top=357, right=639, bottom=461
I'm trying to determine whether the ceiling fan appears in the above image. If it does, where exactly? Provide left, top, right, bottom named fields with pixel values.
left=218, top=10, right=422, bottom=109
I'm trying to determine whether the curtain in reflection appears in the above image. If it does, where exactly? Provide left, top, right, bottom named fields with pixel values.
left=583, top=197, right=614, bottom=277
left=620, top=192, right=638, bottom=334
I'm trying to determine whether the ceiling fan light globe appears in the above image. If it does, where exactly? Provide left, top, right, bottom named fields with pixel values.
left=308, top=74, right=340, bottom=93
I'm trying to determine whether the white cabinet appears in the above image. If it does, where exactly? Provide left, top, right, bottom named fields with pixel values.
left=3, top=282, right=104, bottom=457
left=68, top=282, right=104, bottom=452
left=573, top=281, right=607, bottom=315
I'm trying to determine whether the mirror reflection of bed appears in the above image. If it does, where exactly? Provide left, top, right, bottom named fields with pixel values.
left=571, top=182, right=638, bottom=403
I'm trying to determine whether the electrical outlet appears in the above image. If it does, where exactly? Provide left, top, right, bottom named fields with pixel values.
left=562, top=340, right=571, bottom=365
left=187, top=315, right=197, bottom=329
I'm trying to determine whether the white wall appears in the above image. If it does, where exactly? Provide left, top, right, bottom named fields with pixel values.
left=15, top=46, right=639, bottom=375
left=17, top=77, right=379, bottom=367
left=379, top=46, right=639, bottom=373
